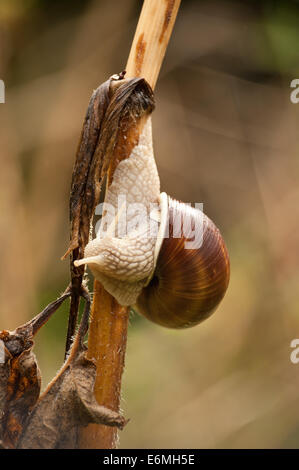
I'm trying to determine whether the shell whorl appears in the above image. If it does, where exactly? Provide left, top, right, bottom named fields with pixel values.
left=135, top=196, right=230, bottom=328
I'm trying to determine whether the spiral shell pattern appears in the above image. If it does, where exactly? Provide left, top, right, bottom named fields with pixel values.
left=135, top=197, right=230, bottom=328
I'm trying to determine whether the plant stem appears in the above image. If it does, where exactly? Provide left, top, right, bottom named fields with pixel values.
left=126, top=0, right=181, bottom=88
left=78, top=0, right=181, bottom=449
left=78, top=283, right=128, bottom=449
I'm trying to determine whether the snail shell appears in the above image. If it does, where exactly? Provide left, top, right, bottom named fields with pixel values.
left=136, top=194, right=230, bottom=328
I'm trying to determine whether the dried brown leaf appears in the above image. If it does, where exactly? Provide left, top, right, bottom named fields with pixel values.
left=0, top=290, right=70, bottom=448
left=0, top=327, right=41, bottom=448
left=18, top=342, right=127, bottom=449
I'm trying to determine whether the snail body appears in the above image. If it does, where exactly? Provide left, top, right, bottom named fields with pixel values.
left=75, top=113, right=230, bottom=328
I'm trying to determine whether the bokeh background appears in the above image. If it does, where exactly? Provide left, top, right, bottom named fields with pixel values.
left=1, top=0, right=299, bottom=448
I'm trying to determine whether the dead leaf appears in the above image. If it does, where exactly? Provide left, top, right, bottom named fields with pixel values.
left=0, top=328, right=41, bottom=448
left=18, top=343, right=127, bottom=449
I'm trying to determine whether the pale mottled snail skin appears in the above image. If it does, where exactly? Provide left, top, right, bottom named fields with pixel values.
left=74, top=114, right=230, bottom=329
left=76, top=118, right=160, bottom=306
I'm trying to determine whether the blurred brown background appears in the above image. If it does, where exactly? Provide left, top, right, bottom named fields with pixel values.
left=1, top=0, right=299, bottom=448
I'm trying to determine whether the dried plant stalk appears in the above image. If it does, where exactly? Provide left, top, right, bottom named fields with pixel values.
left=126, top=0, right=181, bottom=88
left=78, top=77, right=154, bottom=449
left=78, top=0, right=181, bottom=449
left=78, top=284, right=129, bottom=449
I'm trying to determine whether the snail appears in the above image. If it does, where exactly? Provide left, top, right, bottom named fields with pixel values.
left=74, top=84, right=230, bottom=329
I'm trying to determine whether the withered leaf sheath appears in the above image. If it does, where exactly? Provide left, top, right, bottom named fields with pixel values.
left=65, top=75, right=154, bottom=256
left=63, top=74, right=155, bottom=353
